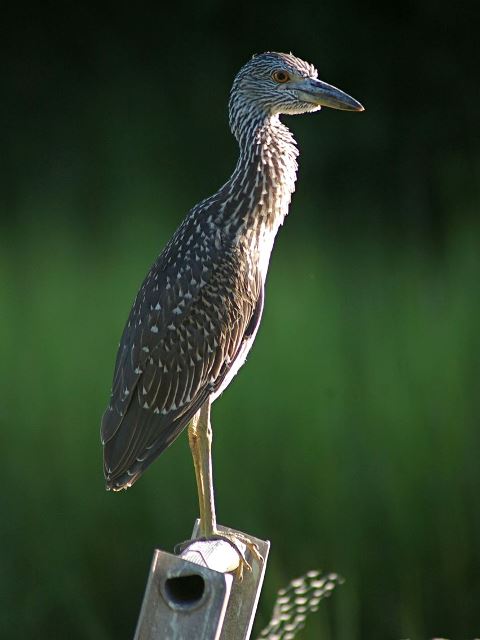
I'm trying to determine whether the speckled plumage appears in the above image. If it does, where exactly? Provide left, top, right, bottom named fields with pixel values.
left=101, top=51, right=363, bottom=491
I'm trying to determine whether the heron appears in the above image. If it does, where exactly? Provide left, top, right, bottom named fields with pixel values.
left=101, top=51, right=363, bottom=572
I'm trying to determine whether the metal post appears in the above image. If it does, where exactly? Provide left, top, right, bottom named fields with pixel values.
left=134, top=522, right=270, bottom=640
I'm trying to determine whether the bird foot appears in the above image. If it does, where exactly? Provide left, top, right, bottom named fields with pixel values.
left=175, top=531, right=262, bottom=581
left=208, top=530, right=263, bottom=581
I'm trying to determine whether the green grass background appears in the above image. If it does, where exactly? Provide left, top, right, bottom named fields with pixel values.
left=1, top=208, right=479, bottom=639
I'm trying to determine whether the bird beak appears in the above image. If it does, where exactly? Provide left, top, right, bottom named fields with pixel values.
left=297, top=78, right=364, bottom=111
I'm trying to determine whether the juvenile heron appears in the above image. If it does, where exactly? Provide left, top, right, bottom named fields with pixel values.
left=101, top=51, right=363, bottom=568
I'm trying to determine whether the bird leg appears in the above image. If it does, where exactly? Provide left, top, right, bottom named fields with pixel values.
left=187, top=400, right=262, bottom=578
left=188, top=401, right=217, bottom=538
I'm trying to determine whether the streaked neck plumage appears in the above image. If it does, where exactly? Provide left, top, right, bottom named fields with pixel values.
left=215, top=105, right=299, bottom=249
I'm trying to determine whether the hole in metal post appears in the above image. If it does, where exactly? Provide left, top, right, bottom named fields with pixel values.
left=164, top=574, right=205, bottom=609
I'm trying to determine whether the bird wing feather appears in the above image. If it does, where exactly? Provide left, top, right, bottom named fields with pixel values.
left=101, top=230, right=262, bottom=489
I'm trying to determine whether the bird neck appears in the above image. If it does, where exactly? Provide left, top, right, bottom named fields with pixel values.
left=215, top=113, right=299, bottom=243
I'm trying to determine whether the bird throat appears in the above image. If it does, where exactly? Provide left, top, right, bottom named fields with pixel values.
left=214, top=114, right=299, bottom=279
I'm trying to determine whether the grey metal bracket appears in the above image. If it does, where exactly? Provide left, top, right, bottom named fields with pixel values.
left=134, top=522, right=270, bottom=640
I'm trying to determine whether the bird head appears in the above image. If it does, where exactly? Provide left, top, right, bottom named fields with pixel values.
left=229, top=51, right=363, bottom=135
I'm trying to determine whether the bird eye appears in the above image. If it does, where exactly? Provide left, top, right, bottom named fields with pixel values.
left=272, top=70, right=290, bottom=83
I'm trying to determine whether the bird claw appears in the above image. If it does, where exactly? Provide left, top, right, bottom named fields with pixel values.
left=208, top=531, right=263, bottom=581
left=175, top=532, right=262, bottom=581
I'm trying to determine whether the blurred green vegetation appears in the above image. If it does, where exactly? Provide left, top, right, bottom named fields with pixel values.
left=1, top=212, right=479, bottom=639
left=1, top=1, right=480, bottom=638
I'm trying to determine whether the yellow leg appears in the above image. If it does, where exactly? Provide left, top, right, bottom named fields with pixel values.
left=187, top=400, right=262, bottom=579
left=188, top=401, right=217, bottom=537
